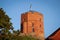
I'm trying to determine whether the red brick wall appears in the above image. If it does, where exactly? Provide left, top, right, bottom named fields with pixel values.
left=49, top=30, right=60, bottom=40
left=21, top=11, right=44, bottom=40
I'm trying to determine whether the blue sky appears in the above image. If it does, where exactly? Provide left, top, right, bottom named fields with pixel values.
left=0, top=0, right=60, bottom=38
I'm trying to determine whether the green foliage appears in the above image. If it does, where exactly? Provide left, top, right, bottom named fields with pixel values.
left=20, top=36, right=37, bottom=40
left=0, top=8, right=13, bottom=40
left=0, top=8, right=13, bottom=30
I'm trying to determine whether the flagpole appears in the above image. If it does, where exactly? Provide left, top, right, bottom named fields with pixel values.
left=30, top=4, right=32, bottom=10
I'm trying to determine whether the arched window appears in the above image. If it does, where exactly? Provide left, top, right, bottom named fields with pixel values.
left=32, top=23, right=34, bottom=27
left=40, top=25, right=41, bottom=28
left=32, top=23, right=34, bottom=32
left=32, top=28, right=34, bottom=32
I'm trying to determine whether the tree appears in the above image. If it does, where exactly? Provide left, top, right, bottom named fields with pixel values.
left=0, top=8, right=13, bottom=40
left=0, top=8, right=13, bottom=30
left=0, top=8, right=13, bottom=28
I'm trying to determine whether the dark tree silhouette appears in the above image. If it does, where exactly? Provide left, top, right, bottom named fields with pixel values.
left=0, top=8, right=13, bottom=40
left=0, top=8, right=13, bottom=30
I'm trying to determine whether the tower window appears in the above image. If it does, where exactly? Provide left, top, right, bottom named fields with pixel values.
left=32, top=23, right=34, bottom=27
left=40, top=25, right=41, bottom=27
left=32, top=23, right=34, bottom=32
left=32, top=28, right=34, bottom=32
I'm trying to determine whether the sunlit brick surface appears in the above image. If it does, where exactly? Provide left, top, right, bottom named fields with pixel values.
left=21, top=11, right=44, bottom=40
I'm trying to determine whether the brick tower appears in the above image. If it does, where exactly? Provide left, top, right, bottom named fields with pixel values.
left=21, top=10, right=44, bottom=40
